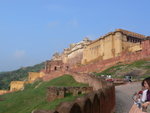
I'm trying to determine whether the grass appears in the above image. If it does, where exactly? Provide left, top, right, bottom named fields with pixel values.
left=95, top=60, right=150, bottom=78
left=0, top=75, right=88, bottom=113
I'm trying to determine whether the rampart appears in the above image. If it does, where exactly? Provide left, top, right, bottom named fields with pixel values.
left=34, top=72, right=115, bottom=113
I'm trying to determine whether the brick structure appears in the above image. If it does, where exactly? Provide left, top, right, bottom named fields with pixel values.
left=47, top=86, right=93, bottom=102
left=45, top=60, right=69, bottom=73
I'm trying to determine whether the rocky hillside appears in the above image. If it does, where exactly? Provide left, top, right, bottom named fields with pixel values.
left=96, top=60, right=150, bottom=79
left=0, top=62, right=45, bottom=90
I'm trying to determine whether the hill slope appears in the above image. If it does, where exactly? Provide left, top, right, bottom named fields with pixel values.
left=96, top=60, right=150, bottom=78
left=0, top=75, right=88, bottom=113
left=0, top=62, right=45, bottom=89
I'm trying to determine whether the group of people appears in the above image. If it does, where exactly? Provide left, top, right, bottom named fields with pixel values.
left=134, top=77, right=150, bottom=112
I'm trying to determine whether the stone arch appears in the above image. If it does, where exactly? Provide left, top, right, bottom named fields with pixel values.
left=103, top=87, right=110, bottom=113
left=99, top=91, right=105, bottom=113
left=93, top=94, right=100, bottom=113
left=69, top=103, right=82, bottom=113
left=54, top=66, right=57, bottom=71
left=83, top=98, right=93, bottom=113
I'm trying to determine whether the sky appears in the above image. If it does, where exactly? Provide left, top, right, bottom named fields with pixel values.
left=0, top=0, right=150, bottom=72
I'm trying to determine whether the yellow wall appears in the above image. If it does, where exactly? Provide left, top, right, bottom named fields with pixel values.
left=128, top=43, right=142, bottom=52
left=82, top=33, right=122, bottom=64
left=28, top=72, right=45, bottom=83
left=10, top=81, right=26, bottom=92
left=0, top=90, right=9, bottom=95
left=82, top=31, right=141, bottom=64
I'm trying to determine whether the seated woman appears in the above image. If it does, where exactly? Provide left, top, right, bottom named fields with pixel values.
left=142, top=77, right=150, bottom=112
left=133, top=79, right=148, bottom=108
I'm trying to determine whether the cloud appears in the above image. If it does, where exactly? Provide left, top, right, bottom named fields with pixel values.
left=13, top=50, right=26, bottom=59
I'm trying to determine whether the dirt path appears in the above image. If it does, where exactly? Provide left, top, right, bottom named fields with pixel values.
left=115, top=82, right=141, bottom=113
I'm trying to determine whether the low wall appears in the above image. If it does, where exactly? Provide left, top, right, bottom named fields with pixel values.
left=0, top=90, right=10, bottom=95
left=47, top=86, right=93, bottom=102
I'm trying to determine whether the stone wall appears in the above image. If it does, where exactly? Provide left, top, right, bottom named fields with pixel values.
left=34, top=82, right=115, bottom=113
left=47, top=86, right=93, bottom=102
left=0, top=90, right=10, bottom=95
left=42, top=71, right=107, bottom=91
left=10, top=81, right=26, bottom=92
left=34, top=71, right=115, bottom=113
left=28, top=72, right=45, bottom=83
left=45, top=60, right=69, bottom=73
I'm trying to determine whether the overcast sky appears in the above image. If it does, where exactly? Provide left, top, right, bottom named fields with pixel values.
left=0, top=0, right=150, bottom=72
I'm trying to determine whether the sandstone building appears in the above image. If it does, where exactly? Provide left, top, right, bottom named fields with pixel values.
left=82, top=29, right=144, bottom=64
left=61, top=38, right=92, bottom=66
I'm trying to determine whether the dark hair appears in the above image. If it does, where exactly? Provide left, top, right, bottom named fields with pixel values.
left=144, top=77, right=150, bottom=88
left=142, top=80, right=145, bottom=87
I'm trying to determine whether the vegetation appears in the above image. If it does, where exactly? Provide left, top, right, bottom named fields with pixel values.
left=0, top=62, right=45, bottom=90
left=0, top=75, right=88, bottom=113
left=95, top=60, right=150, bottom=79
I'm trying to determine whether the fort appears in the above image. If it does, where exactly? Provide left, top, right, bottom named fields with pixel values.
left=2, top=28, right=150, bottom=113
left=5, top=28, right=150, bottom=93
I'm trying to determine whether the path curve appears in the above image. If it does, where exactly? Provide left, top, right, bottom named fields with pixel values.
left=115, top=82, right=141, bottom=113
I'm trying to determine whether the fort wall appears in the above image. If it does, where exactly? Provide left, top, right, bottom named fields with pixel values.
left=70, top=38, right=150, bottom=73
left=10, top=81, right=26, bottom=92
left=28, top=72, right=45, bottom=83
left=82, top=29, right=143, bottom=65
left=0, top=90, right=10, bottom=95
left=34, top=73, right=115, bottom=113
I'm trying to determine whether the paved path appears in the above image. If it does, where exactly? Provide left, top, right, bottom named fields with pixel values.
left=115, top=82, right=141, bottom=113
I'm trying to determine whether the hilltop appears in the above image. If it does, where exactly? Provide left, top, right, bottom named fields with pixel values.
left=0, top=62, right=45, bottom=90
